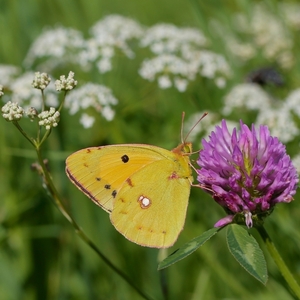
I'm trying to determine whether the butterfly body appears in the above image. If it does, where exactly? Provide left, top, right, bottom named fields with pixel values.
left=66, top=143, right=193, bottom=248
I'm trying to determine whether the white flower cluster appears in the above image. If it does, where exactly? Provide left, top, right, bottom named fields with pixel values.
left=38, top=107, right=60, bottom=130
left=22, top=15, right=230, bottom=90
left=285, top=88, right=300, bottom=117
left=32, top=72, right=51, bottom=90
left=256, top=107, right=298, bottom=143
left=79, top=15, right=144, bottom=73
left=256, top=87, right=300, bottom=143
left=280, top=3, right=300, bottom=30
left=140, top=23, right=207, bottom=55
left=292, top=153, right=300, bottom=174
left=64, top=83, right=118, bottom=128
left=9, top=72, right=59, bottom=110
left=0, top=85, right=3, bottom=97
left=55, top=71, right=77, bottom=91
left=2, top=101, right=24, bottom=121
left=223, top=83, right=300, bottom=143
left=0, top=65, right=20, bottom=86
left=222, top=83, right=271, bottom=115
left=24, top=16, right=144, bottom=74
left=24, top=27, right=85, bottom=69
left=218, top=4, right=294, bottom=68
left=139, top=23, right=230, bottom=92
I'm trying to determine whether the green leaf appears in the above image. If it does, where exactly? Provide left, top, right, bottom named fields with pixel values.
left=226, top=224, right=268, bottom=284
left=158, top=227, right=220, bottom=270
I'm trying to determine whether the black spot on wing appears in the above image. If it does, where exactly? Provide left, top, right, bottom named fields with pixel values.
left=104, top=184, right=111, bottom=189
left=112, top=190, right=117, bottom=198
left=121, top=154, right=129, bottom=163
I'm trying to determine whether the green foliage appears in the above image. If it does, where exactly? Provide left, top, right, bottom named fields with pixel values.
left=226, top=225, right=268, bottom=285
left=1, top=0, right=300, bottom=299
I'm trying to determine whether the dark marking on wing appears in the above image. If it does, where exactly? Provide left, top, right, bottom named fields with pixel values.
left=126, top=178, right=134, bottom=187
left=168, top=171, right=179, bottom=180
left=96, top=177, right=101, bottom=181
left=104, top=184, right=111, bottom=189
left=86, top=149, right=91, bottom=153
left=121, top=154, right=129, bottom=163
left=83, top=163, right=88, bottom=167
left=65, top=168, right=112, bottom=213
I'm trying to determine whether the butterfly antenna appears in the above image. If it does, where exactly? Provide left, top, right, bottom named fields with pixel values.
left=181, top=112, right=186, bottom=143
left=183, top=112, right=208, bottom=143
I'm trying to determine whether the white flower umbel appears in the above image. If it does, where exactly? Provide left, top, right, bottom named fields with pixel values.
left=222, top=4, right=294, bottom=68
left=24, top=27, right=86, bottom=69
left=280, top=3, right=300, bottom=30
left=2, top=101, right=24, bottom=121
left=9, top=72, right=59, bottom=110
left=64, top=83, right=118, bottom=125
left=223, top=83, right=271, bottom=115
left=256, top=107, right=299, bottom=143
left=158, top=75, right=172, bottom=89
left=32, top=72, right=51, bottom=90
left=285, top=88, right=300, bottom=118
left=38, top=107, right=60, bottom=130
left=55, top=72, right=77, bottom=91
left=0, top=85, right=3, bottom=97
left=91, top=15, right=144, bottom=57
left=78, top=15, right=144, bottom=73
left=80, top=113, right=95, bottom=129
left=292, top=153, right=300, bottom=174
left=139, top=23, right=230, bottom=91
left=140, top=23, right=207, bottom=55
left=0, top=65, right=21, bottom=86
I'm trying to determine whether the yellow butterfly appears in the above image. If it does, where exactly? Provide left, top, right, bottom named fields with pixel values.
left=65, top=114, right=205, bottom=248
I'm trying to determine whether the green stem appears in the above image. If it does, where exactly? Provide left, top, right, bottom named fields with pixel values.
left=58, top=90, right=67, bottom=112
left=257, top=225, right=300, bottom=299
left=35, top=147, right=153, bottom=300
left=13, top=121, right=36, bottom=147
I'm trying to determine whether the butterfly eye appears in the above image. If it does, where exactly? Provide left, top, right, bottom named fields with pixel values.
left=121, top=154, right=129, bottom=163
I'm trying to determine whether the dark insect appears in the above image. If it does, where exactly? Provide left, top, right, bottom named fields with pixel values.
left=246, top=67, right=284, bottom=86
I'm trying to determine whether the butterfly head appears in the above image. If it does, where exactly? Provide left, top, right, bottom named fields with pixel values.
left=172, top=142, right=193, bottom=156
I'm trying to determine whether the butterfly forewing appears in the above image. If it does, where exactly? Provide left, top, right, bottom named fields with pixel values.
left=66, top=145, right=182, bottom=212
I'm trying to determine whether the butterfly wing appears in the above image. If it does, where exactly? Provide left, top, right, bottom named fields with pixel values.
left=111, top=152, right=192, bottom=248
left=65, top=144, right=179, bottom=212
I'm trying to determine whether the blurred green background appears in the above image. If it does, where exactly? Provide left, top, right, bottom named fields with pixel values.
left=1, top=0, right=300, bottom=299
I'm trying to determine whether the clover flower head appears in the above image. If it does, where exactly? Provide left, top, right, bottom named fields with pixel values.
left=32, top=72, right=51, bottom=90
left=197, top=120, right=298, bottom=228
left=55, top=71, right=77, bottom=91
left=38, top=107, right=60, bottom=130
left=2, top=101, right=24, bottom=121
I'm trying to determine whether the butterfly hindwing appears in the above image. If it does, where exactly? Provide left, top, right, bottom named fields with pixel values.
left=111, top=158, right=191, bottom=248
